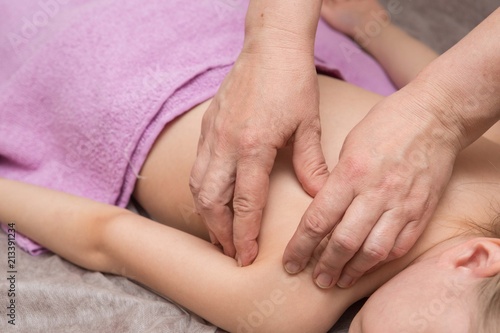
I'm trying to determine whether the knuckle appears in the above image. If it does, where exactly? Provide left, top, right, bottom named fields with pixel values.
left=297, top=152, right=328, bottom=179
left=379, top=174, right=404, bottom=192
left=233, top=195, right=260, bottom=217
left=213, top=116, right=227, bottom=137
left=309, top=123, right=321, bottom=138
left=197, top=193, right=217, bottom=211
left=362, top=242, right=390, bottom=262
left=343, top=264, right=365, bottom=278
left=299, top=119, right=322, bottom=140
left=341, top=156, right=369, bottom=181
left=317, top=255, right=341, bottom=273
left=200, top=106, right=215, bottom=128
left=238, top=131, right=262, bottom=153
left=391, top=244, right=411, bottom=258
left=330, top=233, right=361, bottom=254
left=234, top=239, right=258, bottom=256
left=287, top=245, right=309, bottom=262
left=403, top=219, right=425, bottom=236
left=302, top=212, right=331, bottom=238
left=415, top=195, right=436, bottom=216
left=188, top=175, right=201, bottom=194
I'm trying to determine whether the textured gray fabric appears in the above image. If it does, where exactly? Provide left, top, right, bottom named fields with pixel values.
left=0, top=1, right=498, bottom=332
left=0, top=232, right=217, bottom=333
left=379, top=0, right=498, bottom=54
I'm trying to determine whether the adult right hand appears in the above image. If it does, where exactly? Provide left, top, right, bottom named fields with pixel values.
left=283, top=86, right=460, bottom=288
left=190, top=47, right=329, bottom=266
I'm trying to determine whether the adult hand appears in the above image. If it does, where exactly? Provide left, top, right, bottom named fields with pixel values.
left=283, top=87, right=460, bottom=288
left=190, top=48, right=329, bottom=266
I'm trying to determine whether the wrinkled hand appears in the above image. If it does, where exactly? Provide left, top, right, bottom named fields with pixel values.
left=190, top=50, right=329, bottom=266
left=283, top=90, right=458, bottom=288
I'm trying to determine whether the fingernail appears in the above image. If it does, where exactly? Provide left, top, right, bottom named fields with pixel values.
left=284, top=261, right=301, bottom=274
left=337, top=275, right=353, bottom=288
left=316, top=273, right=333, bottom=289
left=236, top=253, right=242, bottom=267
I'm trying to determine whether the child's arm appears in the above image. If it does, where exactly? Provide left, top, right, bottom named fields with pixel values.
left=0, top=178, right=241, bottom=329
left=0, top=177, right=348, bottom=332
left=321, top=0, right=438, bottom=89
left=359, top=24, right=438, bottom=89
left=0, top=178, right=126, bottom=272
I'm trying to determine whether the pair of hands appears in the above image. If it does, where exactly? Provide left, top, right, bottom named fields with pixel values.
left=190, top=51, right=456, bottom=288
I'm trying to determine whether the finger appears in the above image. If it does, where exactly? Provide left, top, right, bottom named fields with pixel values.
left=293, top=119, right=329, bottom=197
left=190, top=103, right=218, bottom=200
left=358, top=221, right=422, bottom=276
left=195, top=156, right=237, bottom=258
left=311, top=235, right=330, bottom=267
left=189, top=141, right=211, bottom=201
left=196, top=101, right=217, bottom=154
left=208, top=230, right=218, bottom=245
left=232, top=148, right=276, bottom=266
left=336, top=208, right=404, bottom=288
left=312, top=195, right=384, bottom=288
left=282, top=170, right=354, bottom=275
left=386, top=218, right=425, bottom=262
left=196, top=132, right=205, bottom=155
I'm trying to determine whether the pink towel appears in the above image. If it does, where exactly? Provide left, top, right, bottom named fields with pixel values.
left=0, top=0, right=396, bottom=255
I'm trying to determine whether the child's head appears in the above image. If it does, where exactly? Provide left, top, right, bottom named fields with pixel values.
left=350, top=216, right=500, bottom=333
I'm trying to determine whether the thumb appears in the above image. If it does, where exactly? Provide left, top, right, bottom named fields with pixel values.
left=293, top=120, right=329, bottom=196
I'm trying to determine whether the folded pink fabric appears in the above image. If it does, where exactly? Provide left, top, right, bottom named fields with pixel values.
left=0, top=0, right=396, bottom=255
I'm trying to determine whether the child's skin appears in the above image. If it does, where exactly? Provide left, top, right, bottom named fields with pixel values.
left=1, top=2, right=499, bottom=332
left=321, top=0, right=439, bottom=88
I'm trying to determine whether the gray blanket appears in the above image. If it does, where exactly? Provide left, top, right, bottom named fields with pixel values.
left=1, top=1, right=497, bottom=332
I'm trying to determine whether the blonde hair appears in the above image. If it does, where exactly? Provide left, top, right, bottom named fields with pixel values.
left=478, top=275, right=500, bottom=333
left=477, top=215, right=500, bottom=333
